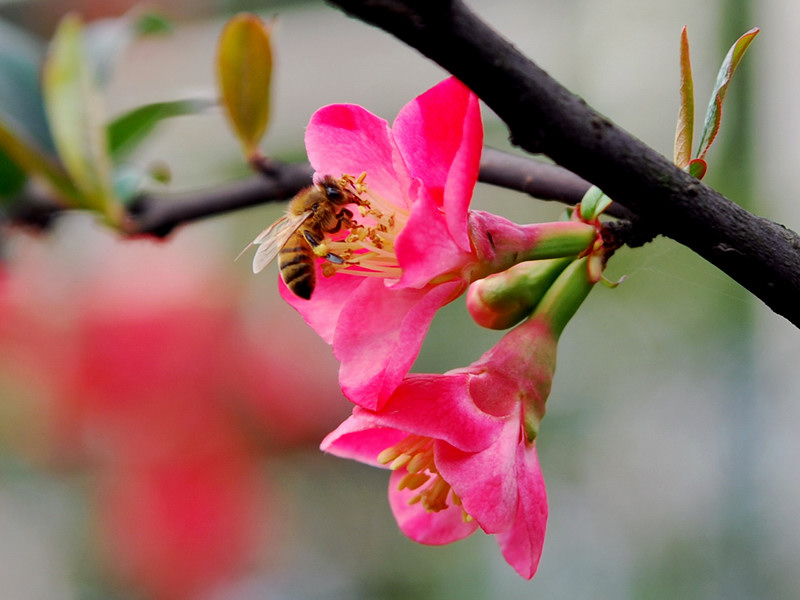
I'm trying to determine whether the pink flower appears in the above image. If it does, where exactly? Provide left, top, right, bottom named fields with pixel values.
left=0, top=230, right=344, bottom=598
left=320, top=315, right=557, bottom=579
left=98, top=453, right=264, bottom=600
left=281, top=78, right=595, bottom=411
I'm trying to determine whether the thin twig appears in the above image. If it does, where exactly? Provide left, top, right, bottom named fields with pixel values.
left=125, top=161, right=314, bottom=237
left=76, top=149, right=607, bottom=237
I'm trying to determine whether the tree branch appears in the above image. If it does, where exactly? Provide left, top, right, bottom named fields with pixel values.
left=326, top=0, right=800, bottom=327
left=120, top=149, right=605, bottom=236
left=479, top=148, right=636, bottom=221
left=125, top=161, right=315, bottom=237
left=7, top=148, right=602, bottom=238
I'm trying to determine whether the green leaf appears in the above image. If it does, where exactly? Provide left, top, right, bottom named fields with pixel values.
left=107, top=98, right=214, bottom=162
left=0, top=113, right=80, bottom=203
left=0, top=18, right=54, bottom=153
left=579, top=186, right=613, bottom=221
left=0, top=147, right=27, bottom=198
left=674, top=26, right=694, bottom=169
left=134, top=12, right=173, bottom=36
left=42, top=14, right=117, bottom=217
left=216, top=13, right=274, bottom=157
left=696, top=27, right=759, bottom=161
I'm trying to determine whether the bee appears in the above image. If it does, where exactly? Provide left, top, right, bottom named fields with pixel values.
left=240, top=176, right=362, bottom=299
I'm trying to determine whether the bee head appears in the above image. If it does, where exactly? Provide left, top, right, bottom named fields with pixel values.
left=324, top=182, right=344, bottom=203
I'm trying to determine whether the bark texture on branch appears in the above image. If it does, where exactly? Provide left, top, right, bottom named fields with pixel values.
left=327, top=0, right=800, bottom=327
left=122, top=149, right=596, bottom=236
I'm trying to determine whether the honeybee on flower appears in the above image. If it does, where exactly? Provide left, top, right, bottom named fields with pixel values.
left=240, top=173, right=386, bottom=299
left=257, top=78, right=595, bottom=410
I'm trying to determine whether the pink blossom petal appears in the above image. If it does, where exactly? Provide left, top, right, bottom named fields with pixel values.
left=321, top=416, right=407, bottom=467
left=395, top=186, right=472, bottom=289
left=278, top=272, right=364, bottom=345
left=305, top=104, right=412, bottom=209
left=434, top=411, right=522, bottom=533
left=466, top=369, right=521, bottom=419
left=388, top=469, right=479, bottom=544
left=334, top=279, right=462, bottom=410
left=393, top=78, right=481, bottom=251
left=494, top=442, right=548, bottom=579
left=366, top=373, right=504, bottom=452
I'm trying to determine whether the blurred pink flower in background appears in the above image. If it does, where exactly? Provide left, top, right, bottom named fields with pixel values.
left=0, top=224, right=348, bottom=599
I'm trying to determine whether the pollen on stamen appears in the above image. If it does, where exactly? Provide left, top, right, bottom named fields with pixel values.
left=377, top=434, right=431, bottom=466
left=415, top=476, right=451, bottom=513
left=406, top=450, right=434, bottom=474
left=314, top=171, right=411, bottom=281
left=397, top=471, right=430, bottom=491
left=320, top=263, right=338, bottom=277
left=388, top=453, right=413, bottom=470
left=377, top=435, right=468, bottom=514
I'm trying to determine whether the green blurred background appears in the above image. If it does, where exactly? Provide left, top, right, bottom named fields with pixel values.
left=0, top=0, right=798, bottom=598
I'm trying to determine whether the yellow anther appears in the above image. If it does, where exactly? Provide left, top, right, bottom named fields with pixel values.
left=398, top=471, right=430, bottom=491
left=389, top=453, right=413, bottom=470
left=377, top=446, right=402, bottom=465
left=406, top=451, right=434, bottom=474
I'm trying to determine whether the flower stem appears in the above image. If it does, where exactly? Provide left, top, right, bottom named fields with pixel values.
left=532, top=256, right=595, bottom=337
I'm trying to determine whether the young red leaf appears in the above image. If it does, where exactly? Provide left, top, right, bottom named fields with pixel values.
left=688, top=158, right=707, bottom=180
left=696, top=27, right=759, bottom=161
left=673, top=26, right=694, bottom=169
left=216, top=13, right=273, bottom=159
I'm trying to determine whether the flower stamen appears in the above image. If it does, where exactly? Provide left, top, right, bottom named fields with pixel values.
left=378, top=434, right=469, bottom=516
left=317, top=173, right=409, bottom=281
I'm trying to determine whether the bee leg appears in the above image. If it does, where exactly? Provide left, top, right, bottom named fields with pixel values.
left=328, top=208, right=354, bottom=234
left=324, top=253, right=345, bottom=265
left=303, top=230, right=322, bottom=248
left=303, top=231, right=345, bottom=264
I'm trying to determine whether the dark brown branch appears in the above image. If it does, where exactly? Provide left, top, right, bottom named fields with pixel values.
left=5, top=150, right=601, bottom=237
left=125, top=161, right=315, bottom=237
left=479, top=147, right=635, bottom=221
left=326, top=0, right=800, bottom=327
left=479, top=147, right=589, bottom=205
left=120, top=149, right=603, bottom=236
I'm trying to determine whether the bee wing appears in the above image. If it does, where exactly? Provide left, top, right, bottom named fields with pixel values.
left=238, top=211, right=312, bottom=273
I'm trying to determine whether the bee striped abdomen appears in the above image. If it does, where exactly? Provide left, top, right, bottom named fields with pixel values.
left=278, top=234, right=316, bottom=299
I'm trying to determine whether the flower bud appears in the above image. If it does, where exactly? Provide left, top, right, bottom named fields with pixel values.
left=467, top=258, right=573, bottom=330
left=467, top=211, right=596, bottom=278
